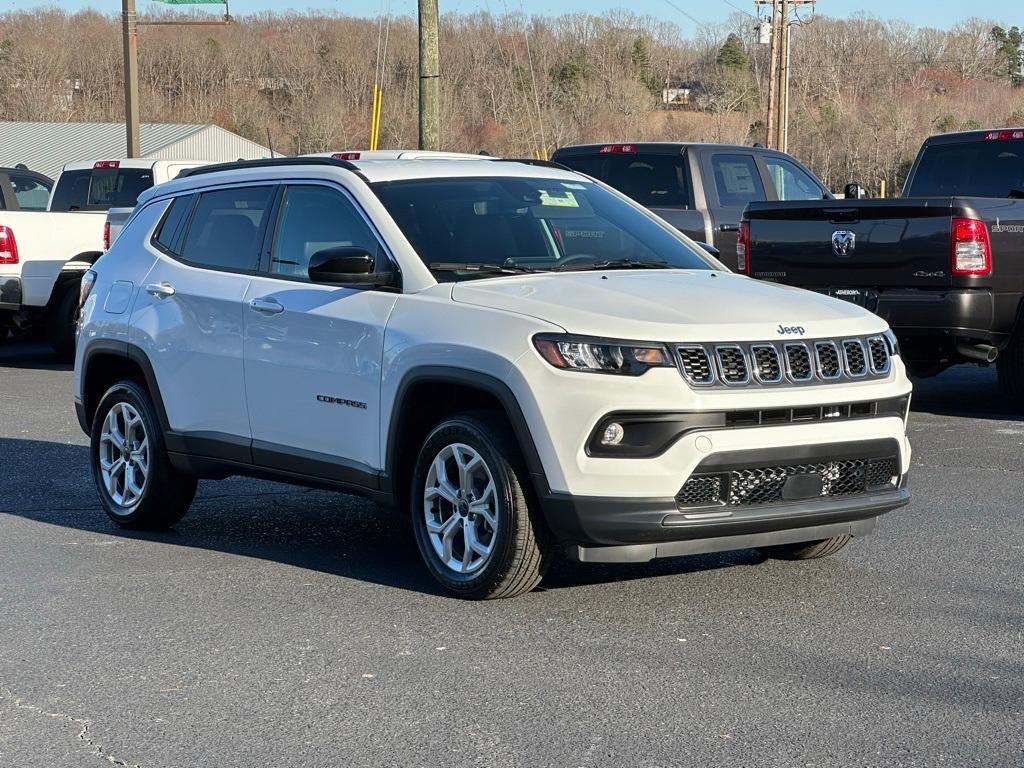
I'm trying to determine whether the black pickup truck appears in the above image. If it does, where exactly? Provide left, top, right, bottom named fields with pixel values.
left=743, top=128, right=1024, bottom=402
left=551, top=142, right=831, bottom=270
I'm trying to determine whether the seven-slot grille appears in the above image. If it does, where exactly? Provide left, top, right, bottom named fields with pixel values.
left=675, top=335, right=892, bottom=388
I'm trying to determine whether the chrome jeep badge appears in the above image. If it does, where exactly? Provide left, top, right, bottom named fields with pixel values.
left=832, top=230, right=856, bottom=256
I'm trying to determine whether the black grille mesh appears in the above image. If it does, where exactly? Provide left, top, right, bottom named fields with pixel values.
left=675, top=476, right=723, bottom=507
left=716, top=346, right=748, bottom=383
left=678, top=456, right=899, bottom=510
left=843, top=340, right=867, bottom=375
left=785, top=344, right=813, bottom=381
left=868, top=337, right=890, bottom=373
left=815, top=342, right=841, bottom=379
left=679, top=347, right=713, bottom=384
left=752, top=345, right=782, bottom=382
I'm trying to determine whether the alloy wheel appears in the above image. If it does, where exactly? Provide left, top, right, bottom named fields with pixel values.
left=423, top=443, right=499, bottom=574
left=99, top=402, right=150, bottom=509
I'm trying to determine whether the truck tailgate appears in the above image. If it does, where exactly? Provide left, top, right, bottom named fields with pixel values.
left=746, top=199, right=958, bottom=290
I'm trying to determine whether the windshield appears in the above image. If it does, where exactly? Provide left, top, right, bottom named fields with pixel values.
left=371, top=175, right=713, bottom=280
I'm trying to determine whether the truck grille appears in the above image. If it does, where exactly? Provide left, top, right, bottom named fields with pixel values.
left=675, top=334, right=892, bottom=388
left=676, top=456, right=899, bottom=509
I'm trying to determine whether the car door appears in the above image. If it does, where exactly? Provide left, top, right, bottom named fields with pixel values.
left=242, top=182, right=400, bottom=484
left=130, top=184, right=277, bottom=455
left=702, top=151, right=768, bottom=269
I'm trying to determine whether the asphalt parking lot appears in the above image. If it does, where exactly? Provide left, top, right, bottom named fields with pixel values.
left=0, top=340, right=1021, bottom=768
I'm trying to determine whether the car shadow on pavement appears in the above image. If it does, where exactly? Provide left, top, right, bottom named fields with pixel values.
left=0, top=340, right=71, bottom=371
left=909, top=365, right=1024, bottom=422
left=0, top=437, right=769, bottom=597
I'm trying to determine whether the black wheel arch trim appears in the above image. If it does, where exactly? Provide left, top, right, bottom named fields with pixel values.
left=79, top=339, right=172, bottom=436
left=383, top=365, right=549, bottom=497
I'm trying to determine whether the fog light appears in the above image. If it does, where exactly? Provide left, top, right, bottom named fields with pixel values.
left=601, top=422, right=625, bottom=446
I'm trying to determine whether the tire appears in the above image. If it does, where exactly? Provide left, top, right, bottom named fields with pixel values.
left=45, top=282, right=79, bottom=360
left=90, top=380, right=197, bottom=529
left=410, top=412, right=552, bottom=599
left=758, top=535, right=851, bottom=561
left=997, top=328, right=1024, bottom=410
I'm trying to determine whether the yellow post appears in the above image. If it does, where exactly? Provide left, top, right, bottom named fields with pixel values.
left=880, top=179, right=887, bottom=199
left=369, top=86, right=381, bottom=150
left=373, top=88, right=384, bottom=149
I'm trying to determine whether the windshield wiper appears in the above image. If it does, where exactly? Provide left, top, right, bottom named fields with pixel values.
left=428, top=262, right=537, bottom=275
left=553, top=259, right=671, bottom=272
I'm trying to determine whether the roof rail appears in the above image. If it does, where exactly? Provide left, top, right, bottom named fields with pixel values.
left=178, top=156, right=366, bottom=180
left=496, top=158, right=572, bottom=172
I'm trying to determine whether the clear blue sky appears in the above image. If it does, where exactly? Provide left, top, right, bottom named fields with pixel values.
left=0, top=0, right=1019, bottom=33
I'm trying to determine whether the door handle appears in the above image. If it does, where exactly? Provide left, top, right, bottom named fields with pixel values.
left=145, top=282, right=175, bottom=298
left=718, top=224, right=740, bottom=233
left=249, top=297, right=284, bottom=315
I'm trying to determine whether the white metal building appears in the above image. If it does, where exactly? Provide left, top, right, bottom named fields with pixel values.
left=0, top=121, right=272, bottom=179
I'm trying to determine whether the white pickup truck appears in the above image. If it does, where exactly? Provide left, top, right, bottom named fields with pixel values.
left=0, top=158, right=207, bottom=357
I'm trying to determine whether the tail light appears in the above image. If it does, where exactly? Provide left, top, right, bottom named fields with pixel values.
left=597, top=144, right=637, bottom=154
left=77, top=269, right=97, bottom=333
left=102, top=221, right=111, bottom=250
left=951, top=217, right=991, bottom=275
left=983, top=130, right=1024, bottom=141
left=93, top=160, right=121, bottom=169
left=332, top=152, right=361, bottom=160
left=0, top=225, right=18, bottom=265
left=736, top=221, right=751, bottom=274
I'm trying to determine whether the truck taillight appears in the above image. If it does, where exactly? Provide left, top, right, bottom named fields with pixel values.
left=597, top=144, right=637, bottom=154
left=736, top=221, right=750, bottom=274
left=951, top=217, right=991, bottom=275
left=94, top=160, right=121, bottom=169
left=983, top=129, right=1024, bottom=141
left=332, top=152, right=360, bottom=160
left=103, top=221, right=111, bottom=250
left=0, top=225, right=18, bottom=265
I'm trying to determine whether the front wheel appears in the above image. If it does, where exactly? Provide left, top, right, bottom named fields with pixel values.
left=90, top=380, right=197, bottom=529
left=410, top=413, right=552, bottom=599
left=758, top=535, right=851, bottom=561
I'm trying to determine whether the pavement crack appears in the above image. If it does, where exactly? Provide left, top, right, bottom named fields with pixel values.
left=0, top=688, right=142, bottom=768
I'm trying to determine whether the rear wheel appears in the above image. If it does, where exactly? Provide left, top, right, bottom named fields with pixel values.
left=410, top=413, right=552, bottom=599
left=45, top=282, right=79, bottom=360
left=997, top=328, right=1024, bottom=410
left=90, top=380, right=197, bottom=529
left=759, top=535, right=851, bottom=560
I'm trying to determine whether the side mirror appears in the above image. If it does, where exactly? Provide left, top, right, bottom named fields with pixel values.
left=307, top=246, right=397, bottom=288
left=696, top=241, right=720, bottom=258
left=844, top=182, right=867, bottom=200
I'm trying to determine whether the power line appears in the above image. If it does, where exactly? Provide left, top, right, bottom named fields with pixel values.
left=660, top=0, right=707, bottom=29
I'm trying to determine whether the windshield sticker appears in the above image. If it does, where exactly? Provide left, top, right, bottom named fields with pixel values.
left=539, top=190, right=580, bottom=208
left=560, top=183, right=587, bottom=190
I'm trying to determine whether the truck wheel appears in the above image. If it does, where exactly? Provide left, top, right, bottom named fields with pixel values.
left=997, top=330, right=1024, bottom=409
left=758, top=535, right=851, bottom=560
left=45, top=283, right=79, bottom=360
left=90, top=380, right=197, bottom=529
left=410, top=412, right=552, bottom=599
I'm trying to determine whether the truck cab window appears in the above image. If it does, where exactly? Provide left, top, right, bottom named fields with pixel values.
left=764, top=156, right=825, bottom=201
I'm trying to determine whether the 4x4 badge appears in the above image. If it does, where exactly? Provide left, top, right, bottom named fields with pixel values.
left=832, top=230, right=856, bottom=256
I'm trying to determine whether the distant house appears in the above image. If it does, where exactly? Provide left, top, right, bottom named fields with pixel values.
left=0, top=121, right=272, bottom=179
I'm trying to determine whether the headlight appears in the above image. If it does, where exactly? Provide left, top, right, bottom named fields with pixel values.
left=533, top=334, right=674, bottom=375
left=883, top=328, right=900, bottom=356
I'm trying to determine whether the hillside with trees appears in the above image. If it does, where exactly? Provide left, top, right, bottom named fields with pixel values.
left=1, top=7, right=1022, bottom=193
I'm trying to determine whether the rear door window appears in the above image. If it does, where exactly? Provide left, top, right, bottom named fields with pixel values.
left=710, top=153, right=766, bottom=206
left=179, top=186, right=275, bottom=273
left=556, top=152, right=690, bottom=208
left=8, top=174, right=51, bottom=211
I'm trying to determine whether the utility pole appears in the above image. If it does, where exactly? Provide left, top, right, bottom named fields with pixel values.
left=122, top=0, right=140, bottom=158
left=764, top=2, right=779, bottom=148
left=775, top=0, right=789, bottom=151
left=418, top=0, right=441, bottom=151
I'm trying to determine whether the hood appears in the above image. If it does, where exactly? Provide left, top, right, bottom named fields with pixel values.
left=450, top=270, right=886, bottom=342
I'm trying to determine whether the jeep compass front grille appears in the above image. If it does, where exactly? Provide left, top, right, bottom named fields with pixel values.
left=674, top=334, right=892, bottom=388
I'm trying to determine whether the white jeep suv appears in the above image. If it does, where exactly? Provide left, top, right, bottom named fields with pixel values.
left=73, top=157, right=912, bottom=599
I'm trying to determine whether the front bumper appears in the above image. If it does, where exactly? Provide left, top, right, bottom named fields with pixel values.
left=539, top=438, right=910, bottom=561
left=0, top=276, right=21, bottom=311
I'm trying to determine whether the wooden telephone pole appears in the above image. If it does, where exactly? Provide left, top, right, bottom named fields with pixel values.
left=418, top=0, right=441, bottom=151
left=757, top=0, right=813, bottom=151
left=121, top=0, right=140, bottom=157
